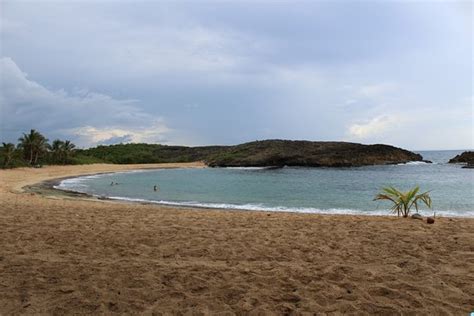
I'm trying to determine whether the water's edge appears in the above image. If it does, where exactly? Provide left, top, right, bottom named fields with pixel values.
left=26, top=168, right=473, bottom=218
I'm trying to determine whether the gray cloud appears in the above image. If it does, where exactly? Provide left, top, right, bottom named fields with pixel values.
left=0, top=57, right=172, bottom=147
left=1, top=1, right=472, bottom=150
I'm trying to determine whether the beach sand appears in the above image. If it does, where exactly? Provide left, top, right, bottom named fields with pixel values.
left=0, top=163, right=473, bottom=314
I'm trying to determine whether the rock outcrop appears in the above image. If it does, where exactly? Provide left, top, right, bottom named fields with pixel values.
left=79, top=140, right=426, bottom=168
left=448, top=151, right=474, bottom=168
left=205, top=140, right=423, bottom=168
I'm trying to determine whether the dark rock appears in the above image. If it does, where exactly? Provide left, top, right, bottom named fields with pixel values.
left=205, top=140, right=424, bottom=168
left=411, top=213, right=423, bottom=220
left=427, top=217, right=435, bottom=224
left=449, top=151, right=474, bottom=167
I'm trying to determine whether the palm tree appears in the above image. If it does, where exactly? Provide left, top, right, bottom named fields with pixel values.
left=18, top=129, right=49, bottom=165
left=61, top=140, right=76, bottom=164
left=18, top=130, right=35, bottom=164
left=2, top=142, right=15, bottom=168
left=50, top=139, right=65, bottom=163
left=374, top=186, right=432, bottom=217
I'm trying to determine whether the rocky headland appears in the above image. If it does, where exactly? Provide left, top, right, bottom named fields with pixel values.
left=77, top=140, right=426, bottom=168
left=449, top=151, right=474, bottom=169
left=204, top=140, right=424, bottom=167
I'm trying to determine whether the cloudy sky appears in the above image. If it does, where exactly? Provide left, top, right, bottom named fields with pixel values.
left=0, top=1, right=472, bottom=150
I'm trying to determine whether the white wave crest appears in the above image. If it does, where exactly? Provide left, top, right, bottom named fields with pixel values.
left=397, top=161, right=433, bottom=166
left=105, top=196, right=474, bottom=218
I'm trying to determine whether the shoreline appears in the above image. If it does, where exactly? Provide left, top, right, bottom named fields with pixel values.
left=1, top=163, right=473, bottom=314
left=23, top=172, right=387, bottom=218
left=25, top=166, right=473, bottom=219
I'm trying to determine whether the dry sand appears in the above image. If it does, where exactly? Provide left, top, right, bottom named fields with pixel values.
left=0, top=163, right=473, bottom=315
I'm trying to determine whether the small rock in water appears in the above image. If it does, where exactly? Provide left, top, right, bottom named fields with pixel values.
left=411, top=213, right=423, bottom=220
left=427, top=217, right=435, bottom=224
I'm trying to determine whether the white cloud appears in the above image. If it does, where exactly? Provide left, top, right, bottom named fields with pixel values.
left=348, top=115, right=400, bottom=139
left=0, top=57, right=172, bottom=147
left=69, top=121, right=170, bottom=146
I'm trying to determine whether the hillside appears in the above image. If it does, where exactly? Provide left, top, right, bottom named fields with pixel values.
left=77, top=140, right=423, bottom=167
left=76, top=143, right=224, bottom=164
left=205, top=140, right=422, bottom=167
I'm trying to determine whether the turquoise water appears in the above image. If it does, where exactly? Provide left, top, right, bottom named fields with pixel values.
left=57, top=150, right=473, bottom=217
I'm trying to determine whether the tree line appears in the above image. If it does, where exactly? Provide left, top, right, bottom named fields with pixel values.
left=1, top=129, right=221, bottom=169
left=1, top=129, right=76, bottom=168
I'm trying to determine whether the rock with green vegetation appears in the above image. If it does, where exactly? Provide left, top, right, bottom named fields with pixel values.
left=204, top=140, right=423, bottom=167
left=1, top=133, right=426, bottom=168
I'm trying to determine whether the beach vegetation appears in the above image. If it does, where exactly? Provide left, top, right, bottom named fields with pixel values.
left=62, top=140, right=76, bottom=163
left=50, top=139, right=65, bottom=163
left=0, top=130, right=80, bottom=168
left=1, top=142, right=16, bottom=168
left=18, top=129, right=49, bottom=165
left=374, top=186, right=432, bottom=217
left=50, top=139, right=76, bottom=164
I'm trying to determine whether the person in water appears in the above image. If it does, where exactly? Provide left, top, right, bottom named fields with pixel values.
left=154, top=185, right=159, bottom=192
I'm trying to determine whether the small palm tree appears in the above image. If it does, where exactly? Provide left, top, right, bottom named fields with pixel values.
left=374, top=186, right=432, bottom=217
left=2, top=142, right=15, bottom=168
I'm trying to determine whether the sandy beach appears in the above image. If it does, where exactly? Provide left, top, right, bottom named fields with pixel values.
left=0, top=163, right=473, bottom=314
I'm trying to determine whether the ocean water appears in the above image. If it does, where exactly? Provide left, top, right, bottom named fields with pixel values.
left=57, top=150, right=474, bottom=217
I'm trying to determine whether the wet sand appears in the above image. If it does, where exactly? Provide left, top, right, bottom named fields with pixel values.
left=0, top=163, right=473, bottom=314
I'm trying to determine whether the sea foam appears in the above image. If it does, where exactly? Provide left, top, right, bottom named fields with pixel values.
left=104, top=196, right=474, bottom=218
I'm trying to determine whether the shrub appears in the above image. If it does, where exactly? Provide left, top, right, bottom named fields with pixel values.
left=374, top=186, right=432, bottom=217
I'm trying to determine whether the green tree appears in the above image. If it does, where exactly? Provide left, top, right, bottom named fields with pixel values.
left=50, top=139, right=65, bottom=163
left=374, top=186, right=432, bottom=217
left=61, top=140, right=76, bottom=164
left=18, top=129, right=49, bottom=165
left=1, top=142, right=15, bottom=168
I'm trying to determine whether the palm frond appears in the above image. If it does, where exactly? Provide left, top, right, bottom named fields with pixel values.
left=375, top=186, right=433, bottom=218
